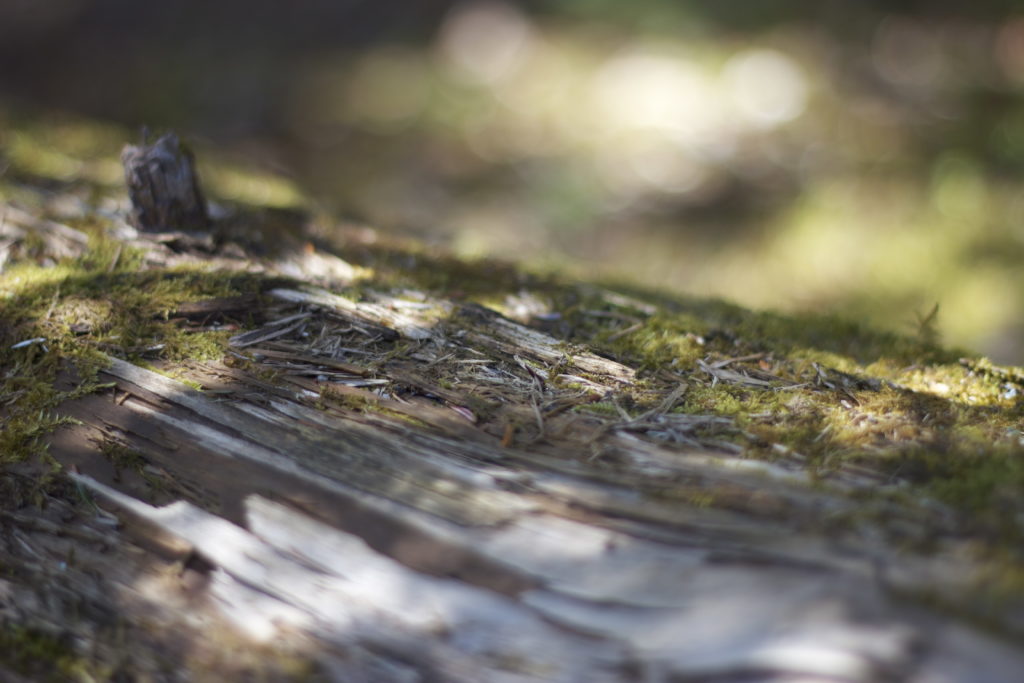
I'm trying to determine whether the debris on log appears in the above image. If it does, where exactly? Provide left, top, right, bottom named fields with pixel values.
left=2, top=127, right=1023, bottom=681
left=0, top=203, right=90, bottom=265
left=122, top=132, right=209, bottom=232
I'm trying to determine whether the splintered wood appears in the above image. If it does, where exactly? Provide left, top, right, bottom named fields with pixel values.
left=28, top=275, right=1024, bottom=682
left=0, top=204, right=90, bottom=266
left=122, top=132, right=209, bottom=232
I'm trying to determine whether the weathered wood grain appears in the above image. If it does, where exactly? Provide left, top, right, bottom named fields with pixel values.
left=4, top=232, right=1016, bottom=680
left=34, top=347, right=1023, bottom=681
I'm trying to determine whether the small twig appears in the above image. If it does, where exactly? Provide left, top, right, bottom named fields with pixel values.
left=709, top=353, right=766, bottom=369
left=10, top=337, right=47, bottom=350
left=44, top=285, right=61, bottom=320
left=606, top=322, right=643, bottom=342
left=581, top=310, right=642, bottom=323
left=530, top=397, right=546, bottom=440
left=106, top=243, right=123, bottom=273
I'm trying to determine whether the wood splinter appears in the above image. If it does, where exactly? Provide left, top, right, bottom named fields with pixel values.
left=122, top=131, right=209, bottom=233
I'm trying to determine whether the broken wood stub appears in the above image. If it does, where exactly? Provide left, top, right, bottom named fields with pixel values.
left=122, top=132, right=209, bottom=232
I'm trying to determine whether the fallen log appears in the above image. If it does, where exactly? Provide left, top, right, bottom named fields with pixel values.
left=1, top=128, right=1022, bottom=681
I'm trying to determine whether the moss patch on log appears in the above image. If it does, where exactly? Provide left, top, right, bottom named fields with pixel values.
left=2, top=108, right=1023, bottom=556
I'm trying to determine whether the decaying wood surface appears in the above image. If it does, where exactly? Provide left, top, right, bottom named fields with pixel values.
left=0, top=226, right=1015, bottom=681
left=1, top=181, right=1021, bottom=680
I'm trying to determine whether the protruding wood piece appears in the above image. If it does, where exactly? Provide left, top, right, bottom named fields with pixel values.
left=122, top=132, right=209, bottom=232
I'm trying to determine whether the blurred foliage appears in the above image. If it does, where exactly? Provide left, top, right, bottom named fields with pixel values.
left=0, top=0, right=1023, bottom=362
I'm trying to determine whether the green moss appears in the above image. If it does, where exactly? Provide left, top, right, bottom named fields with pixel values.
left=317, top=385, right=433, bottom=428
left=0, top=624, right=99, bottom=681
left=605, top=313, right=708, bottom=371
left=522, top=277, right=1024, bottom=546
left=99, top=440, right=148, bottom=474
left=923, top=447, right=1024, bottom=529
left=0, top=231, right=271, bottom=466
left=317, top=386, right=379, bottom=413
left=335, top=238, right=538, bottom=300
left=577, top=401, right=620, bottom=417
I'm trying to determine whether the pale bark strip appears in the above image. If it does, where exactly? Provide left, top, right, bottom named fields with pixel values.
left=99, top=357, right=533, bottom=527
left=71, top=474, right=628, bottom=682
left=269, top=287, right=435, bottom=340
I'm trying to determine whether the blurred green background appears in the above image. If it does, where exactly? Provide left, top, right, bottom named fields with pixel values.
left=1, top=0, right=1022, bottom=363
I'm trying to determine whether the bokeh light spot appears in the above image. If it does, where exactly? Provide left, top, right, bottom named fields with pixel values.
left=437, top=1, right=535, bottom=86
left=590, top=50, right=718, bottom=137
left=722, top=48, right=808, bottom=129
